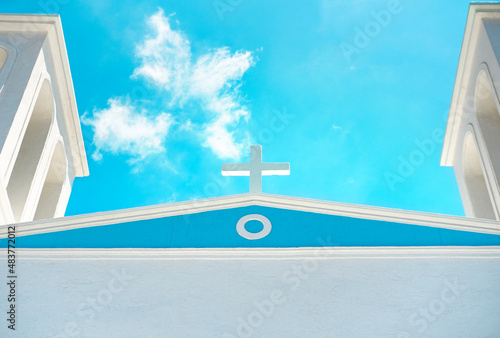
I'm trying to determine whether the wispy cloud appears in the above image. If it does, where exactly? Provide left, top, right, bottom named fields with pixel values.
left=203, top=94, right=250, bottom=159
left=82, top=98, right=173, bottom=164
left=133, top=8, right=255, bottom=159
left=84, top=8, right=256, bottom=168
left=132, top=10, right=191, bottom=97
left=332, top=123, right=343, bottom=131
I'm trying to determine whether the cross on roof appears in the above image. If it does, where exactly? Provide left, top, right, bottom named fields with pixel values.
left=221, top=145, right=290, bottom=193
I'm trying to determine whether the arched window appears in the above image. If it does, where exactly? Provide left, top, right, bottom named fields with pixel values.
left=475, top=70, right=500, bottom=179
left=34, top=142, right=66, bottom=220
left=6, top=79, right=54, bottom=221
left=462, top=131, right=496, bottom=219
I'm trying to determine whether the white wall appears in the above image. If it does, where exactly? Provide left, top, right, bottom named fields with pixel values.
left=442, top=7, right=500, bottom=220
left=1, top=247, right=499, bottom=338
left=0, top=15, right=89, bottom=225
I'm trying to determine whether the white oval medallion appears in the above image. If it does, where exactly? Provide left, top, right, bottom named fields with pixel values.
left=236, top=214, right=272, bottom=240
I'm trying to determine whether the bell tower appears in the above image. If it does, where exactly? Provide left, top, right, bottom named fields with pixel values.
left=0, top=14, right=88, bottom=225
left=442, top=4, right=500, bottom=220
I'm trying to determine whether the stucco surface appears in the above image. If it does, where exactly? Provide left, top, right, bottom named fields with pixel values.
left=1, top=248, right=499, bottom=337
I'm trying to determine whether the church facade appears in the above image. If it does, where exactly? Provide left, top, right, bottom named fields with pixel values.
left=1, top=4, right=500, bottom=338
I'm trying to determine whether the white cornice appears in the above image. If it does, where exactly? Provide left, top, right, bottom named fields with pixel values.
left=1, top=193, right=500, bottom=239
left=0, top=14, right=89, bottom=177
left=11, top=246, right=500, bottom=260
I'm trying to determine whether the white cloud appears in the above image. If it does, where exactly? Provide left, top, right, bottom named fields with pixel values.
left=132, top=8, right=255, bottom=160
left=133, top=9, right=191, bottom=97
left=85, top=8, right=255, bottom=167
left=189, top=48, right=254, bottom=98
left=203, top=95, right=250, bottom=159
left=82, top=98, right=173, bottom=164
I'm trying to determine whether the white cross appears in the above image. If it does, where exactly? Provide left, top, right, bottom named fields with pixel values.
left=221, top=145, right=290, bottom=193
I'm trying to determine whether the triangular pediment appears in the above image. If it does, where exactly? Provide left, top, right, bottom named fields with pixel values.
left=1, top=193, right=499, bottom=248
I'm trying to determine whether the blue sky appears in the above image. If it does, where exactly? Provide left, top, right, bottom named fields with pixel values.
left=5, top=0, right=486, bottom=217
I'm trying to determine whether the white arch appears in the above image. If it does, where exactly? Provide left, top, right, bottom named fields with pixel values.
left=6, top=78, right=54, bottom=221
left=474, top=68, right=500, bottom=181
left=34, top=141, right=67, bottom=220
left=462, top=130, right=496, bottom=219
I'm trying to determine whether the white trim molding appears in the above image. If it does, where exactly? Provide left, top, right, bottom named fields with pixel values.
left=7, top=246, right=500, bottom=261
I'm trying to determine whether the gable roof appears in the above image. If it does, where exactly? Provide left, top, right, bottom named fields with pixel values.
left=1, top=193, right=499, bottom=248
